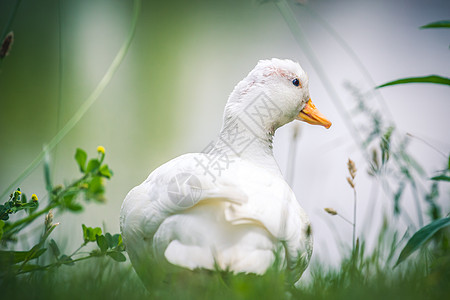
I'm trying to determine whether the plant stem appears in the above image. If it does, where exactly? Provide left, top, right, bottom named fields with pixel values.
left=361, top=180, right=378, bottom=234
left=409, top=180, right=424, bottom=227
left=52, top=0, right=64, bottom=180
left=286, top=125, right=300, bottom=186
left=0, top=0, right=22, bottom=41
left=5, top=203, right=58, bottom=233
left=353, top=188, right=357, bottom=251
left=16, top=254, right=94, bottom=275
left=69, top=242, right=87, bottom=257
left=0, top=0, right=142, bottom=200
left=406, top=133, right=447, bottom=158
left=300, top=4, right=396, bottom=123
left=275, top=0, right=368, bottom=162
left=337, top=213, right=353, bottom=226
left=5, top=172, right=88, bottom=234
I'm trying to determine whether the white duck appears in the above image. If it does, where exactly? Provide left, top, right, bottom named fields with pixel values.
left=120, top=58, right=331, bottom=285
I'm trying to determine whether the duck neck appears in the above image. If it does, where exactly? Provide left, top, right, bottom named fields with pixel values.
left=210, top=113, right=282, bottom=176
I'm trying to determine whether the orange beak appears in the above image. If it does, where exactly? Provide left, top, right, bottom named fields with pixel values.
left=296, top=99, right=332, bottom=129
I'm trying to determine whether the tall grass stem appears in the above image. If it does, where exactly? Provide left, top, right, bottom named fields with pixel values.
left=275, top=0, right=368, bottom=162
left=53, top=0, right=64, bottom=179
left=353, top=189, right=357, bottom=250
left=0, top=0, right=142, bottom=200
left=0, top=0, right=22, bottom=42
left=301, top=4, right=396, bottom=123
left=286, top=125, right=300, bottom=186
left=410, top=181, right=424, bottom=227
left=337, top=214, right=353, bottom=226
left=406, top=133, right=447, bottom=158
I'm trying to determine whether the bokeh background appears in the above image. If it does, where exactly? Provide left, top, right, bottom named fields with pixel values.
left=1, top=0, right=449, bottom=275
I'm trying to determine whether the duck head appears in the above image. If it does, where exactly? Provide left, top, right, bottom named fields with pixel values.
left=224, top=58, right=331, bottom=133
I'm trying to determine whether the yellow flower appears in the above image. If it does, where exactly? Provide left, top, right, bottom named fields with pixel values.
left=31, top=194, right=38, bottom=202
left=97, top=146, right=105, bottom=154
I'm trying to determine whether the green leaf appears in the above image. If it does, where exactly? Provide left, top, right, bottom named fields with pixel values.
left=31, top=248, right=48, bottom=261
left=41, top=223, right=59, bottom=243
left=104, top=233, right=122, bottom=249
left=96, top=235, right=108, bottom=253
left=99, top=164, right=113, bottom=179
left=107, top=251, right=126, bottom=262
left=105, top=232, right=114, bottom=248
left=18, top=264, right=42, bottom=272
left=116, top=234, right=124, bottom=251
left=82, top=224, right=88, bottom=242
left=0, top=248, right=47, bottom=264
left=431, top=174, right=450, bottom=181
left=420, top=20, right=450, bottom=29
left=377, top=75, right=450, bottom=88
left=75, top=148, right=88, bottom=173
left=59, top=254, right=75, bottom=266
left=89, top=176, right=103, bottom=193
left=86, top=159, right=100, bottom=173
left=91, top=227, right=102, bottom=241
left=401, top=153, right=426, bottom=176
left=44, top=146, right=53, bottom=193
left=49, top=239, right=60, bottom=258
left=425, top=182, right=441, bottom=220
left=21, top=193, right=27, bottom=203
left=395, top=217, right=450, bottom=267
left=393, top=182, right=405, bottom=215
left=21, top=202, right=38, bottom=210
left=0, top=220, right=4, bottom=241
left=86, top=176, right=105, bottom=202
left=82, top=224, right=102, bottom=243
left=380, top=126, right=394, bottom=165
left=113, top=233, right=121, bottom=247
left=0, top=204, right=9, bottom=221
left=0, top=250, right=15, bottom=264
left=62, top=192, right=75, bottom=206
left=65, top=202, right=83, bottom=212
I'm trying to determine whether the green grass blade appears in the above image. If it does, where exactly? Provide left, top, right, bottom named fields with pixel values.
left=430, top=174, right=450, bottom=181
left=0, top=0, right=142, bottom=200
left=377, top=75, right=450, bottom=88
left=394, top=217, right=450, bottom=267
left=0, top=0, right=22, bottom=42
left=420, top=20, right=450, bottom=29
left=0, top=248, right=47, bottom=264
left=43, top=145, right=53, bottom=194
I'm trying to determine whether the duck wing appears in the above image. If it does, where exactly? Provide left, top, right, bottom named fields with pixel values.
left=120, top=153, right=311, bottom=282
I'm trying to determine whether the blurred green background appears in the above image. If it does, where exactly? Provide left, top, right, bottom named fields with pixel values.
left=1, top=0, right=449, bottom=268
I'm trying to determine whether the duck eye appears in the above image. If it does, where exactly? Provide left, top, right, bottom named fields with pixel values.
left=292, top=78, right=300, bottom=87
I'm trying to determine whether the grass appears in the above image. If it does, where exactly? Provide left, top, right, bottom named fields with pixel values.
left=2, top=213, right=448, bottom=300
left=1, top=243, right=448, bottom=300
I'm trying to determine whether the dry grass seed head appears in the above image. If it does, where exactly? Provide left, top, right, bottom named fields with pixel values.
left=347, top=158, right=357, bottom=179
left=324, top=207, right=338, bottom=216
